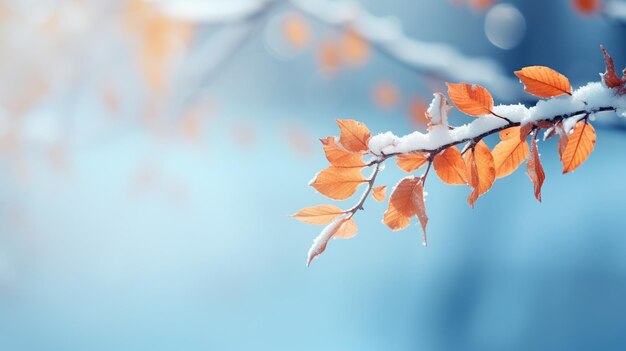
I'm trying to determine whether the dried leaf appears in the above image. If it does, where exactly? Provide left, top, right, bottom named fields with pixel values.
left=470, top=0, right=496, bottom=11
left=561, top=121, right=596, bottom=173
left=383, top=177, right=420, bottom=231
left=397, top=153, right=429, bottom=172
left=464, top=140, right=495, bottom=207
left=320, top=136, right=365, bottom=168
left=282, top=13, right=311, bottom=49
left=293, top=205, right=344, bottom=224
left=411, top=179, right=428, bottom=245
left=372, top=185, right=387, bottom=202
left=433, top=146, right=467, bottom=185
left=600, top=45, right=622, bottom=89
left=514, top=66, right=572, bottom=98
left=526, top=137, right=545, bottom=202
left=493, top=127, right=530, bottom=178
left=336, top=119, right=371, bottom=153
left=310, top=166, right=367, bottom=200
left=519, top=124, right=534, bottom=141
left=446, top=82, right=494, bottom=116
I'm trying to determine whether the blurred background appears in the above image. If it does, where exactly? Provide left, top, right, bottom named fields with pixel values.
left=1, top=0, right=626, bottom=350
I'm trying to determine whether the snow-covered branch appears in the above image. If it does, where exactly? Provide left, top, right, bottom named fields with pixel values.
left=289, top=0, right=521, bottom=100
left=368, top=81, right=626, bottom=157
left=298, top=51, right=626, bottom=265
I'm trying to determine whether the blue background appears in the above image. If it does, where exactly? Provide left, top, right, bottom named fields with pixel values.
left=1, top=0, right=626, bottom=350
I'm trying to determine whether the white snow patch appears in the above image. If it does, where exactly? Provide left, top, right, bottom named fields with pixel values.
left=307, top=214, right=349, bottom=266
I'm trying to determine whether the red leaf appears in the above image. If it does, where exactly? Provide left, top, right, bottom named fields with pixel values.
left=600, top=45, right=623, bottom=89
left=526, top=136, right=545, bottom=202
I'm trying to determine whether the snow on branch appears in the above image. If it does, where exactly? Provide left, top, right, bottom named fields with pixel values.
left=289, top=0, right=521, bottom=100
left=295, top=46, right=626, bottom=266
left=368, top=81, right=625, bottom=157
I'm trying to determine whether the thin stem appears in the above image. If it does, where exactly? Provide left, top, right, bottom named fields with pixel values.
left=346, top=161, right=382, bottom=217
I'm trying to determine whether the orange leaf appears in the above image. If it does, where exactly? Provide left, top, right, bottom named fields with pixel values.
left=340, top=27, right=370, bottom=66
left=446, top=82, right=494, bottom=116
left=572, top=0, right=600, bottom=14
left=282, top=13, right=311, bottom=49
left=372, top=81, right=399, bottom=109
left=336, top=119, right=371, bottom=153
left=320, top=136, right=365, bottom=168
left=310, top=166, right=367, bottom=200
left=318, top=40, right=341, bottom=74
left=411, top=179, right=428, bottom=246
left=292, top=205, right=345, bottom=224
left=333, top=218, right=358, bottom=239
left=492, top=127, right=530, bottom=178
left=464, top=140, right=495, bottom=207
left=555, top=122, right=568, bottom=157
left=561, top=121, right=596, bottom=174
left=514, top=66, right=572, bottom=98
left=372, top=185, right=387, bottom=202
left=397, top=153, right=428, bottom=172
left=433, top=146, right=467, bottom=185
left=600, top=45, right=622, bottom=89
left=526, top=136, right=545, bottom=202
left=383, top=177, right=420, bottom=231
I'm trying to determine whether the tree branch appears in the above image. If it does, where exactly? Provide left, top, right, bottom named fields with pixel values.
left=289, top=0, right=521, bottom=100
